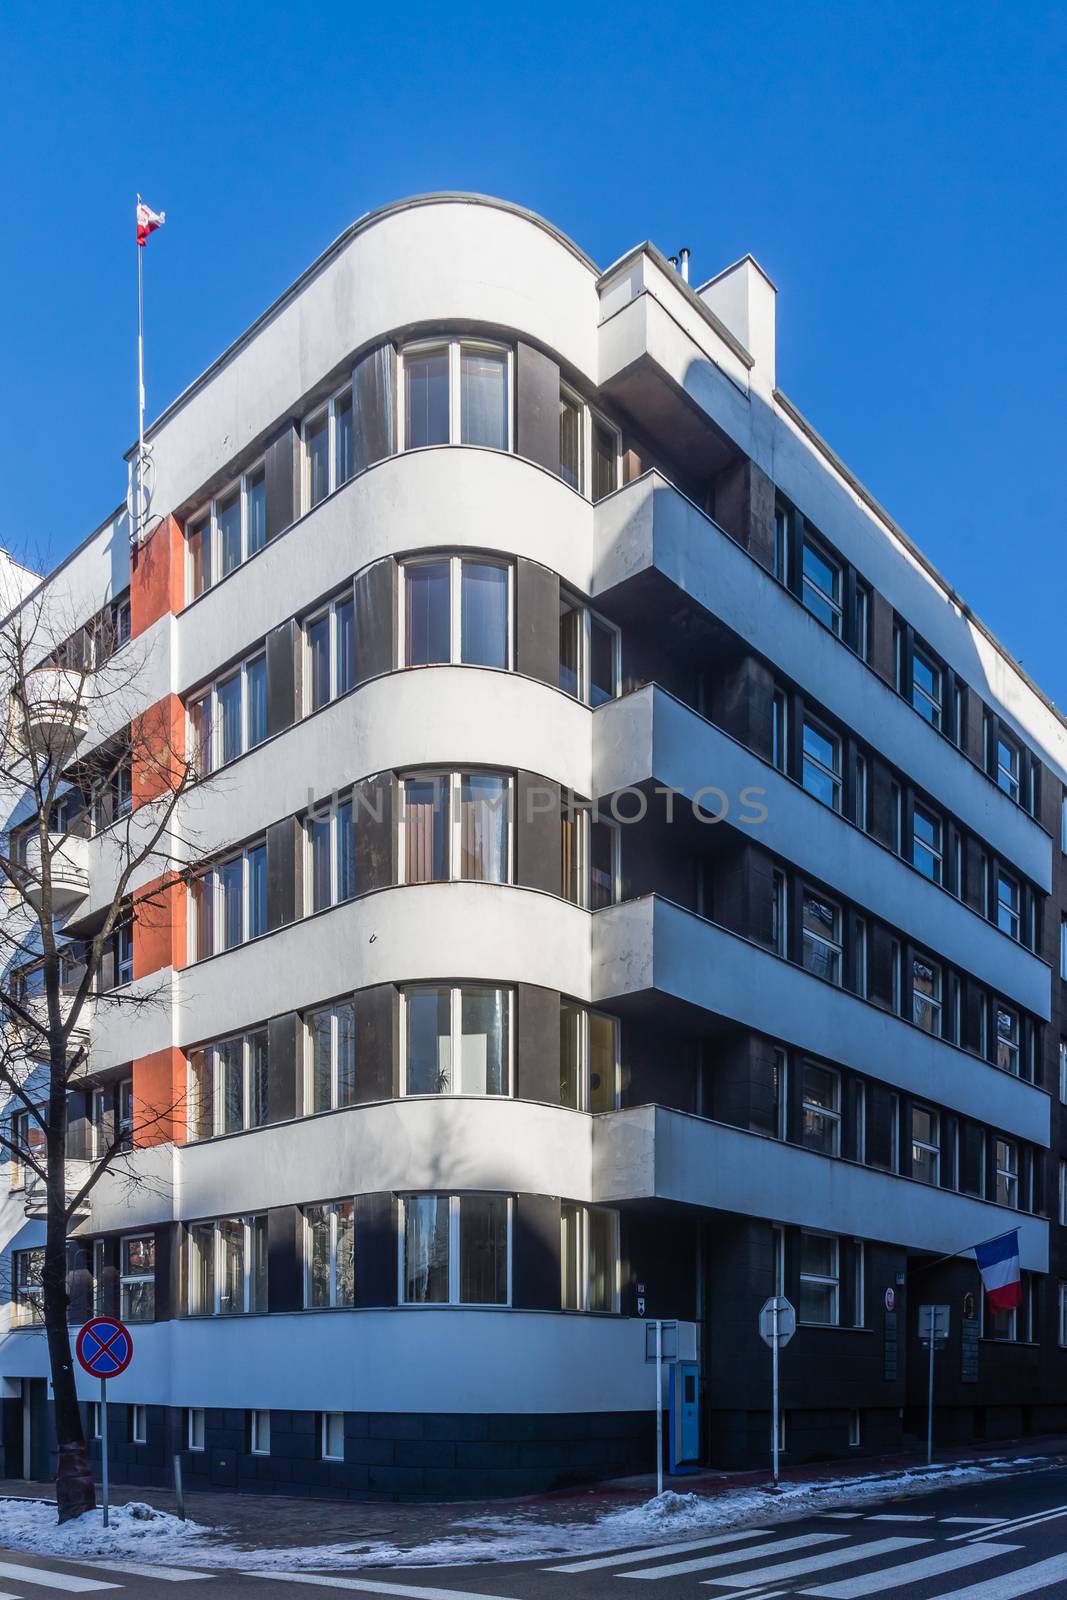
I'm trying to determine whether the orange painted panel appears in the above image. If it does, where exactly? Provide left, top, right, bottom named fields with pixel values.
left=133, top=872, right=186, bottom=978
left=130, top=514, right=184, bottom=636
left=132, top=1046, right=186, bottom=1147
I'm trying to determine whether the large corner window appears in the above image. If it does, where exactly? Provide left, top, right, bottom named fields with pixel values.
left=402, top=985, right=511, bottom=1096
left=559, top=593, right=619, bottom=707
left=401, top=556, right=511, bottom=671
left=400, top=1193, right=510, bottom=1306
left=186, top=1216, right=268, bottom=1316
left=561, top=1203, right=619, bottom=1312
left=303, top=382, right=354, bottom=513
left=186, top=462, right=266, bottom=599
left=561, top=798, right=619, bottom=909
left=303, top=592, right=354, bottom=713
left=800, top=890, right=842, bottom=985
left=303, top=1201, right=355, bottom=1308
left=801, top=538, right=842, bottom=636
left=188, top=651, right=267, bottom=776
left=188, top=1029, right=268, bottom=1141
left=400, top=340, right=511, bottom=454
left=190, top=841, right=267, bottom=961
left=559, top=1001, right=618, bottom=1112
left=304, top=1001, right=357, bottom=1114
left=400, top=770, right=511, bottom=885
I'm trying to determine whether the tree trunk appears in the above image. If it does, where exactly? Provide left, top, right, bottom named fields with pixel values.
left=43, top=1060, right=94, bottom=1524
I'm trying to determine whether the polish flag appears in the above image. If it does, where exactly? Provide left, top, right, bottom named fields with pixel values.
left=136, top=202, right=166, bottom=247
left=974, top=1230, right=1021, bottom=1312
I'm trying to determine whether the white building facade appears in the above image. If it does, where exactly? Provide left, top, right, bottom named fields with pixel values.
left=1, top=194, right=1065, bottom=1496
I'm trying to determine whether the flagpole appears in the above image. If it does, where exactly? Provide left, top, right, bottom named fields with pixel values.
left=135, top=193, right=146, bottom=546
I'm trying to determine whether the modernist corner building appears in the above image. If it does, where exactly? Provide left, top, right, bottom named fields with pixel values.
left=2, top=192, right=1067, bottom=1499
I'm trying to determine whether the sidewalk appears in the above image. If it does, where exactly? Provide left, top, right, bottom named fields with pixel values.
left=3, top=1432, right=1066, bottom=1559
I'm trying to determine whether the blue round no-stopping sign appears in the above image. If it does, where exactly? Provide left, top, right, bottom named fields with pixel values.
left=76, top=1317, right=134, bottom=1378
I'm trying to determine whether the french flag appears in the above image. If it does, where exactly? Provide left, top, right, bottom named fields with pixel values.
left=974, top=1230, right=1021, bottom=1312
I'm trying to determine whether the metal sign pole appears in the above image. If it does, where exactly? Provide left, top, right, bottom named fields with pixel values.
left=100, top=1376, right=109, bottom=1528
left=926, top=1333, right=935, bottom=1466
left=655, top=1320, right=664, bottom=1498
left=771, top=1298, right=780, bottom=1486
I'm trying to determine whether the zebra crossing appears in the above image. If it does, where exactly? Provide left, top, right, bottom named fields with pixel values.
left=0, top=1554, right=211, bottom=1594
left=541, top=1507, right=1067, bottom=1598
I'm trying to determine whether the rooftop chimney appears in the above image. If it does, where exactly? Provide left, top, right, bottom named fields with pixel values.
left=679, top=247, right=690, bottom=284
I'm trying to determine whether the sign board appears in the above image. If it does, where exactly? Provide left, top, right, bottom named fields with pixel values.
left=645, top=1322, right=679, bottom=1361
left=918, top=1304, right=950, bottom=1345
left=883, top=1287, right=896, bottom=1313
left=76, top=1318, right=133, bottom=1379
left=758, top=1296, right=796, bottom=1348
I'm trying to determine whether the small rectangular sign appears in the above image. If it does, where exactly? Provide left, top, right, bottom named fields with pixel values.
left=918, top=1303, right=950, bottom=1343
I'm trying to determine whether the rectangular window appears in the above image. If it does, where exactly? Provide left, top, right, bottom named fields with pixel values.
left=303, top=594, right=355, bottom=713
left=302, top=384, right=355, bottom=512
left=402, top=985, right=511, bottom=1097
left=996, top=733, right=1021, bottom=801
left=559, top=593, right=619, bottom=707
left=305, top=798, right=356, bottom=913
left=186, top=1216, right=267, bottom=1316
left=910, top=1105, right=940, bottom=1186
left=187, top=1408, right=205, bottom=1450
left=188, top=651, right=269, bottom=773
left=305, top=1002, right=357, bottom=1113
left=303, top=1201, right=355, bottom=1309
left=120, top=1235, right=155, bottom=1322
left=799, top=1231, right=840, bottom=1325
left=994, top=1138, right=1018, bottom=1207
left=772, top=689, right=788, bottom=773
left=912, top=955, right=942, bottom=1036
left=800, top=1062, right=841, bottom=1156
left=559, top=389, right=582, bottom=490
left=849, top=1410, right=862, bottom=1447
left=772, top=870, right=787, bottom=957
left=321, top=1412, right=344, bottom=1461
left=13, top=1248, right=44, bottom=1325
left=912, top=646, right=942, bottom=729
left=400, top=1194, right=510, bottom=1306
left=402, top=555, right=511, bottom=670
left=801, top=539, right=842, bottom=635
left=559, top=1000, right=618, bottom=1112
left=801, top=890, right=842, bottom=985
left=400, top=770, right=512, bottom=885
left=772, top=504, right=789, bottom=582
left=801, top=717, right=842, bottom=811
left=401, top=340, right=512, bottom=453
left=912, top=804, right=943, bottom=883
left=188, top=1029, right=269, bottom=1140
left=461, top=348, right=509, bottom=450
left=1060, top=1040, right=1067, bottom=1104
left=854, top=585, right=870, bottom=661
left=190, top=842, right=267, bottom=961
left=185, top=461, right=267, bottom=597
left=996, top=1006, right=1021, bottom=1076
left=250, top=1410, right=270, bottom=1455
left=560, top=799, right=618, bottom=910
left=560, top=1202, right=620, bottom=1312
left=88, top=1402, right=101, bottom=1441
left=996, top=870, right=1020, bottom=940
left=130, top=1405, right=147, bottom=1446
left=590, top=416, right=620, bottom=501
left=1060, top=1284, right=1067, bottom=1348
left=1060, top=1160, right=1067, bottom=1227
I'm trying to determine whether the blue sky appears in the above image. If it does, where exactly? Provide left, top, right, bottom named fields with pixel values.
left=3, top=2, right=1065, bottom=700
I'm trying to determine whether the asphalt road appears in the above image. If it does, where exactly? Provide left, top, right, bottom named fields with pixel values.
left=10, top=1465, right=1067, bottom=1599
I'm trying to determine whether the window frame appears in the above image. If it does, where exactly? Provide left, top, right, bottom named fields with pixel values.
left=801, top=714, right=842, bottom=812
left=399, top=554, right=514, bottom=671
left=302, top=380, right=355, bottom=512
left=302, top=999, right=358, bottom=1115
left=912, top=952, right=943, bottom=1037
left=798, top=1230, right=841, bottom=1326
left=994, top=1137, right=1019, bottom=1208
left=187, top=1407, right=205, bottom=1450
left=398, top=1192, right=513, bottom=1308
left=558, top=591, right=621, bottom=708
left=304, top=794, right=356, bottom=915
left=12, top=1247, right=44, bottom=1325
left=188, top=649, right=268, bottom=776
left=909, top=1104, right=941, bottom=1187
left=399, top=768, right=514, bottom=886
left=555, top=384, right=621, bottom=501
left=799, top=1061, right=842, bottom=1157
left=559, top=999, right=620, bottom=1112
left=185, top=1215, right=268, bottom=1317
left=995, top=868, right=1021, bottom=941
left=560, top=1201, right=621, bottom=1313
left=800, top=888, right=843, bottom=986
left=250, top=1409, right=271, bottom=1456
left=185, top=459, right=267, bottom=599
left=398, top=338, right=514, bottom=454
left=302, top=1200, right=356, bottom=1310
left=119, top=1233, right=156, bottom=1323
left=560, top=798, right=620, bottom=910
left=130, top=1404, right=147, bottom=1446
left=996, top=1004, right=1021, bottom=1077
left=996, top=732, right=1021, bottom=802
left=911, top=644, right=943, bottom=729
left=302, top=589, right=355, bottom=714
left=400, top=984, right=513, bottom=1098
left=320, top=1411, right=345, bottom=1461
left=912, top=803, right=943, bottom=884
left=189, top=840, right=268, bottom=962
left=187, top=1028, right=269, bottom=1141
left=800, top=536, right=843, bottom=636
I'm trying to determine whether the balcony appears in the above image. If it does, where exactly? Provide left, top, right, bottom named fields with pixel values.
left=20, top=833, right=89, bottom=915
left=12, top=987, right=91, bottom=1062
left=21, top=668, right=89, bottom=761
left=22, top=1162, right=92, bottom=1221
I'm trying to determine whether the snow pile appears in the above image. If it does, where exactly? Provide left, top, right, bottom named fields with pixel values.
left=0, top=1499, right=218, bottom=1564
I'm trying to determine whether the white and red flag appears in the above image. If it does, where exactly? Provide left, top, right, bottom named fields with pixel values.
left=136, top=201, right=166, bottom=247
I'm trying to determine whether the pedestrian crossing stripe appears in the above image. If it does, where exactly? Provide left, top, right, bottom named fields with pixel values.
left=702, top=1535, right=930, bottom=1588
left=0, top=1560, right=119, bottom=1592
left=546, top=1528, right=773, bottom=1573
left=799, top=1542, right=1021, bottom=1597
left=622, top=1532, right=845, bottom=1580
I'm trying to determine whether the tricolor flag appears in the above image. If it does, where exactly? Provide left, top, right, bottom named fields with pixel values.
left=136, top=201, right=166, bottom=247
left=974, top=1229, right=1021, bottom=1311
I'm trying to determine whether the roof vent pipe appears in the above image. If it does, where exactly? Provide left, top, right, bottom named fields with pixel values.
left=679, top=247, right=691, bottom=283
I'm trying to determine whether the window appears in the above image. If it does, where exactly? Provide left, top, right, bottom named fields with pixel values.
left=559, top=1001, right=618, bottom=1112
left=190, top=842, right=267, bottom=960
left=303, top=383, right=354, bottom=511
left=801, top=539, right=842, bottom=635
left=994, top=1138, right=1018, bottom=1207
left=186, top=1216, right=268, bottom=1316
left=772, top=689, right=788, bottom=773
left=188, top=1029, right=268, bottom=1140
left=996, top=733, right=1021, bottom=801
left=130, top=1405, right=147, bottom=1446
left=303, top=1202, right=355, bottom=1308
left=117, top=1078, right=133, bottom=1152
left=910, top=1105, right=940, bottom=1186
left=849, top=1410, right=862, bottom=1448
left=400, top=1194, right=510, bottom=1306
left=188, top=652, right=267, bottom=774
left=800, top=1062, right=841, bottom=1156
left=401, top=555, right=511, bottom=670
left=12, top=1248, right=44, bottom=1325
left=911, top=646, right=942, bottom=729
left=560, top=799, right=619, bottom=909
left=851, top=1240, right=866, bottom=1326
left=801, top=717, right=841, bottom=811
left=1062, top=918, right=1067, bottom=982
left=187, top=1408, right=205, bottom=1450
left=996, top=1006, right=1021, bottom=1076
left=912, top=805, right=943, bottom=884
left=401, top=340, right=511, bottom=453
left=400, top=770, right=511, bottom=885
left=799, top=1232, right=839, bottom=1325
left=1060, top=1284, right=1067, bottom=1347
left=1060, top=1160, right=1067, bottom=1227
left=559, top=389, right=582, bottom=489
left=1060, top=1041, right=1067, bottom=1104
left=304, top=1002, right=357, bottom=1114
left=559, top=594, right=619, bottom=707
left=854, top=585, right=870, bottom=661
left=801, top=890, right=842, bottom=985
left=912, top=955, right=942, bottom=1036
left=852, top=916, right=868, bottom=998
left=855, top=752, right=868, bottom=830
left=250, top=1410, right=271, bottom=1456
left=186, top=462, right=266, bottom=597
left=303, top=593, right=354, bottom=712
left=556, top=387, right=619, bottom=500
left=996, top=870, right=1020, bottom=940
left=305, top=797, right=356, bottom=913
left=90, top=1402, right=102, bottom=1441
left=986, top=1275, right=1033, bottom=1343
left=561, top=1203, right=620, bottom=1312
left=772, top=504, right=789, bottom=582
left=9, top=1108, right=44, bottom=1189
left=771, top=870, right=787, bottom=956
left=114, top=921, right=133, bottom=987
left=120, top=1235, right=155, bottom=1322
left=402, top=985, right=510, bottom=1097
left=321, top=1412, right=345, bottom=1462
left=771, top=1050, right=788, bottom=1140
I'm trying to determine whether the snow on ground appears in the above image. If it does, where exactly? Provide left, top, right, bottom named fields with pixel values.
left=0, top=1456, right=1041, bottom=1571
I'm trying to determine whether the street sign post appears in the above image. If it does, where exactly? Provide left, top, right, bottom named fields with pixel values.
left=759, top=1296, right=796, bottom=1485
left=918, top=1304, right=949, bottom=1466
left=76, top=1317, right=134, bottom=1527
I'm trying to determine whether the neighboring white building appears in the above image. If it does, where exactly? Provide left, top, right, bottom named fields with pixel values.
left=1, top=194, right=1065, bottom=1495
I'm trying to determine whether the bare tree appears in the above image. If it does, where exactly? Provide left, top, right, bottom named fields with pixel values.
left=0, top=588, right=203, bottom=1521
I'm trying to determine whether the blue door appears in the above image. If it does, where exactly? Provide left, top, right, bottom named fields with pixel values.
left=678, top=1362, right=700, bottom=1463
